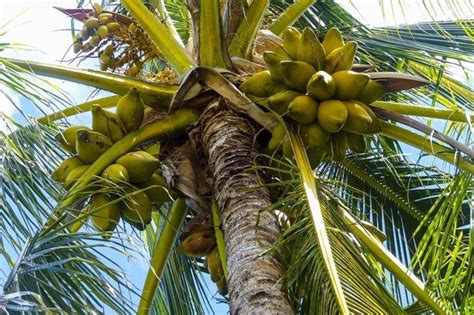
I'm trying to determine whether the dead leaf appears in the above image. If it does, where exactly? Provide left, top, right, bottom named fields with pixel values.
left=231, top=57, right=267, bottom=74
left=352, top=64, right=374, bottom=72
left=251, top=29, right=284, bottom=64
left=163, top=144, right=209, bottom=214
left=170, top=67, right=277, bottom=130
left=54, top=7, right=134, bottom=25
left=368, top=72, right=430, bottom=92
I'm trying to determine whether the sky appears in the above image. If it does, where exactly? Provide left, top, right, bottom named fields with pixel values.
left=0, top=0, right=97, bottom=131
left=0, top=0, right=471, bottom=314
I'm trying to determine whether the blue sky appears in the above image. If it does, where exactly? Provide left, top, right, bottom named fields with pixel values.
left=0, top=0, right=472, bottom=314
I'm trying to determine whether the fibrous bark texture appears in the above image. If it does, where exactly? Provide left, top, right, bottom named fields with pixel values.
left=201, top=102, right=293, bottom=315
left=223, top=0, right=248, bottom=46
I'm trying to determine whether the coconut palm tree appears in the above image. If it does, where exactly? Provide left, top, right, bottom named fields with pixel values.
left=1, top=0, right=472, bottom=314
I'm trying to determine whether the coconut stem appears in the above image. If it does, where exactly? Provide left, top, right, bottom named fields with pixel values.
left=137, top=198, right=187, bottom=315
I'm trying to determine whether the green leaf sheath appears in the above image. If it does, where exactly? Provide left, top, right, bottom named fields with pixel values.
left=269, top=0, right=317, bottom=35
left=199, top=0, right=228, bottom=68
left=121, top=0, right=195, bottom=75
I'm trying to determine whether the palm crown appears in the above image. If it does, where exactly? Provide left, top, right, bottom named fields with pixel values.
left=1, top=0, right=472, bottom=314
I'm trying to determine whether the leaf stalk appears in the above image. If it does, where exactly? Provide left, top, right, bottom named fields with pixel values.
left=137, top=198, right=187, bottom=315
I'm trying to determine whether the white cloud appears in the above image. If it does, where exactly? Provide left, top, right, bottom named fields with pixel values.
left=0, top=0, right=109, bottom=125
left=1, top=0, right=91, bottom=69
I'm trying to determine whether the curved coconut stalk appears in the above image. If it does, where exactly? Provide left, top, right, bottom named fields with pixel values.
left=228, top=0, right=268, bottom=58
left=269, top=0, right=317, bottom=36
left=37, top=96, right=121, bottom=124
left=200, top=101, right=293, bottom=314
left=137, top=198, right=187, bottom=315
left=371, top=101, right=473, bottom=123
left=4, top=58, right=177, bottom=107
left=55, top=109, right=198, bottom=232
left=121, top=0, right=195, bottom=75
left=380, top=121, right=474, bottom=174
left=199, top=0, right=230, bottom=68
left=375, top=107, right=474, bottom=159
left=339, top=160, right=425, bottom=222
left=288, top=129, right=349, bottom=314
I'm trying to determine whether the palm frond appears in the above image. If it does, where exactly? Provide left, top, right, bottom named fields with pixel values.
left=412, top=171, right=472, bottom=312
left=0, top=58, right=72, bottom=117
left=0, top=21, right=72, bottom=114
left=324, top=147, right=469, bottom=305
left=308, top=146, right=469, bottom=311
left=1, top=115, right=140, bottom=312
left=267, top=160, right=404, bottom=314
left=3, top=230, right=138, bottom=313
left=1, top=120, right=63, bottom=256
left=288, top=130, right=349, bottom=313
left=0, top=291, right=53, bottom=313
left=161, top=0, right=192, bottom=44
left=371, top=21, right=473, bottom=62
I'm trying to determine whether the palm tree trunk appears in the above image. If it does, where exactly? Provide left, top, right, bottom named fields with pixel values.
left=200, top=101, right=293, bottom=314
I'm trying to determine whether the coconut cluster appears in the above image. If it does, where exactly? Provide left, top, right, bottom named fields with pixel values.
left=52, top=88, right=172, bottom=233
left=241, top=27, right=386, bottom=166
left=71, top=3, right=164, bottom=77
left=177, top=220, right=227, bottom=295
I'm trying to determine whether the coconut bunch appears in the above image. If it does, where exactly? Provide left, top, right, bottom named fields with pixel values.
left=176, top=216, right=227, bottom=295
left=51, top=88, right=172, bottom=232
left=71, top=3, right=162, bottom=76
left=241, top=27, right=386, bottom=166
